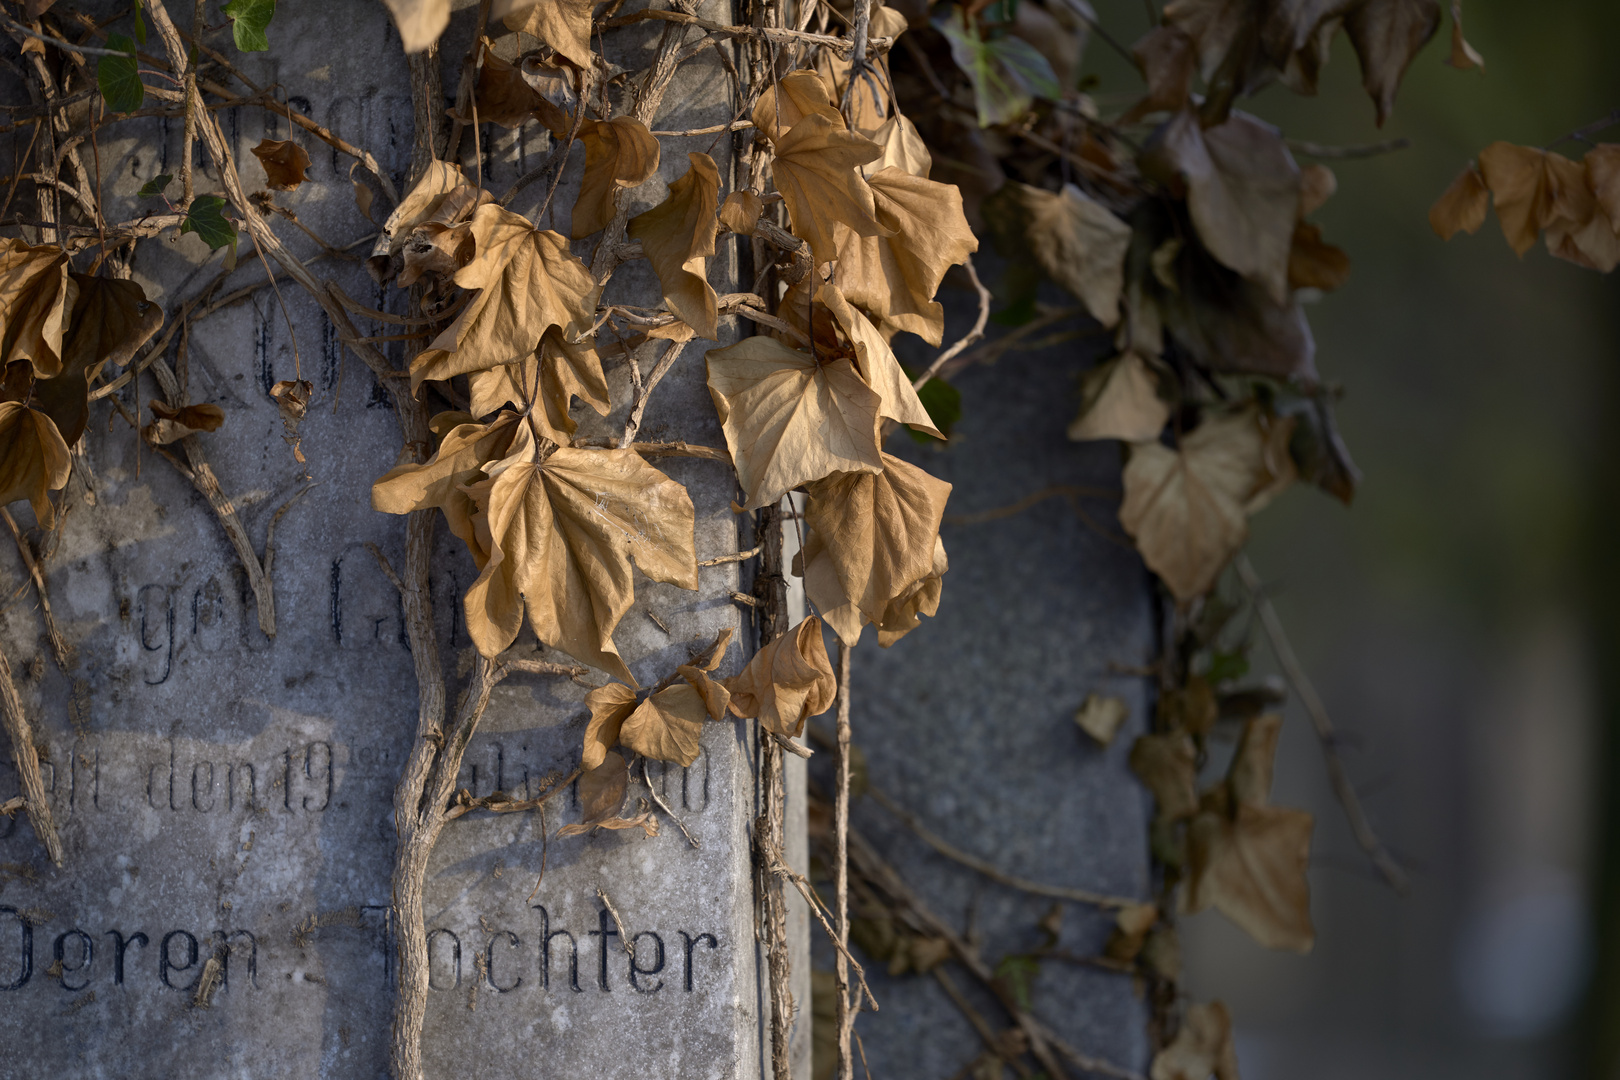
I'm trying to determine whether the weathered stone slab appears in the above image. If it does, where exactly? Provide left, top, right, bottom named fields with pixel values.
left=0, top=3, right=776, bottom=1077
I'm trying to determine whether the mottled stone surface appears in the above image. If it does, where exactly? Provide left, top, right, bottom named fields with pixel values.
left=815, top=276, right=1158, bottom=1078
left=0, top=3, right=781, bottom=1078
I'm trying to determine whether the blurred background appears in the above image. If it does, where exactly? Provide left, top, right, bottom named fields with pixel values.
left=1069, top=1, right=1620, bottom=1077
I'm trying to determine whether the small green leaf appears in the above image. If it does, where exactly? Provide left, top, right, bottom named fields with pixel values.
left=138, top=174, right=174, bottom=198
left=221, top=0, right=276, bottom=52
left=1204, top=649, right=1250, bottom=685
left=181, top=195, right=239, bottom=257
left=937, top=10, right=1061, bottom=127
left=96, top=33, right=144, bottom=114
left=993, top=954, right=1040, bottom=1012
left=133, top=0, right=149, bottom=45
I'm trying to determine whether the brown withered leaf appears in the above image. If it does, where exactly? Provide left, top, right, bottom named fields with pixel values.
left=1120, top=405, right=1296, bottom=602
left=705, top=335, right=883, bottom=510
left=818, top=285, right=941, bottom=436
left=1344, top=0, right=1442, bottom=127
left=772, top=114, right=886, bottom=266
left=413, top=205, right=596, bottom=390
left=1229, top=713, right=1283, bottom=808
left=802, top=452, right=951, bottom=646
left=621, top=682, right=708, bottom=766
left=678, top=627, right=735, bottom=720
left=1278, top=393, right=1361, bottom=505
left=582, top=683, right=638, bottom=772
left=463, top=440, right=698, bottom=683
left=1015, top=182, right=1133, bottom=327
left=474, top=43, right=546, bottom=128
left=572, top=116, right=661, bottom=239
left=1545, top=204, right=1620, bottom=274
left=557, top=751, right=654, bottom=837
left=1186, top=801, right=1314, bottom=951
left=834, top=168, right=978, bottom=346
left=143, top=401, right=225, bottom=446
left=250, top=139, right=312, bottom=191
left=1130, top=733, right=1199, bottom=820
left=1298, top=163, right=1336, bottom=218
left=467, top=328, right=610, bottom=444
left=718, top=190, right=764, bottom=236
left=0, top=362, right=31, bottom=403
left=1161, top=674, right=1219, bottom=736
left=1428, top=163, right=1489, bottom=239
left=629, top=152, right=721, bottom=340
left=1586, top=145, right=1620, bottom=226
left=724, top=616, right=837, bottom=737
left=1105, top=902, right=1159, bottom=962
left=1287, top=222, right=1350, bottom=291
left=398, top=182, right=493, bottom=288
left=1122, top=25, right=1196, bottom=123
left=1159, top=243, right=1318, bottom=381
left=367, top=160, right=476, bottom=279
left=1444, top=0, right=1483, bottom=70
left=372, top=412, right=521, bottom=562
left=0, top=403, right=70, bottom=528
left=1478, top=142, right=1590, bottom=256
left=1144, top=110, right=1300, bottom=304
left=752, top=69, right=843, bottom=145
left=1075, top=694, right=1130, bottom=747
left=1162, top=0, right=1339, bottom=103
left=501, top=0, right=598, bottom=71
left=0, top=238, right=74, bottom=378
left=862, top=115, right=932, bottom=179
left=876, top=537, right=946, bottom=647
left=39, top=275, right=162, bottom=446
left=381, top=0, right=449, bottom=52
left=815, top=49, right=889, bottom=134
left=1068, top=352, right=1169, bottom=442
left=1150, top=1001, right=1239, bottom=1080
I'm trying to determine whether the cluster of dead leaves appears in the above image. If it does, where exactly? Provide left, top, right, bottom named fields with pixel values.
left=1431, top=141, right=1620, bottom=272
left=0, top=239, right=165, bottom=526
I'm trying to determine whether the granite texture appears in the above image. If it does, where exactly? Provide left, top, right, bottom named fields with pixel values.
left=0, top=3, right=785, bottom=1077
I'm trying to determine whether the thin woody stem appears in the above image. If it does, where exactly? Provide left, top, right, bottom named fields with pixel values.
left=834, top=640, right=855, bottom=1080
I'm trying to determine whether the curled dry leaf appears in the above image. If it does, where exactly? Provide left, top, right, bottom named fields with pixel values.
left=621, top=682, right=708, bottom=766
left=1144, top=110, right=1301, bottom=305
left=815, top=49, right=890, bottom=133
left=380, top=0, right=449, bottom=52
left=557, top=751, right=656, bottom=838
left=467, top=328, right=610, bottom=444
left=1478, top=142, right=1589, bottom=256
left=1149, top=1001, right=1240, bottom=1080
left=1429, top=163, right=1489, bottom=240
left=800, top=452, right=951, bottom=646
left=718, top=190, right=763, bottom=236
left=41, top=275, right=162, bottom=446
left=629, top=152, right=721, bottom=340
left=1159, top=244, right=1318, bottom=381
left=500, top=0, right=597, bottom=72
left=1129, top=732, right=1198, bottom=821
left=1075, top=693, right=1130, bottom=747
left=1104, top=902, right=1159, bottom=962
left=677, top=627, right=735, bottom=721
left=1445, top=0, right=1483, bottom=71
left=818, top=285, right=941, bottom=436
left=1298, top=164, right=1337, bottom=219
left=1287, top=222, right=1351, bottom=291
left=1068, top=353, right=1169, bottom=443
left=250, top=139, right=312, bottom=191
left=474, top=43, right=563, bottom=131
left=372, top=412, right=521, bottom=561
left=1344, top=0, right=1442, bottom=127
left=582, top=682, right=638, bottom=772
left=413, top=205, right=596, bottom=390
left=1119, top=405, right=1296, bottom=602
left=572, top=117, right=661, bottom=240
left=1229, top=713, right=1283, bottom=808
left=834, top=167, right=978, bottom=346
left=862, top=115, right=932, bottom=179
left=873, top=537, right=946, bottom=647
left=1121, top=25, right=1196, bottom=123
left=367, top=160, right=476, bottom=280
left=1006, top=182, right=1134, bottom=326
left=0, top=402, right=70, bottom=528
left=724, top=616, right=837, bottom=737
left=1585, top=145, right=1620, bottom=225
left=0, top=238, right=74, bottom=378
left=771, top=114, right=886, bottom=266
left=462, top=439, right=698, bottom=684
left=270, top=379, right=312, bottom=423
left=144, top=401, right=226, bottom=446
left=751, top=69, right=842, bottom=145
left=704, top=334, right=883, bottom=510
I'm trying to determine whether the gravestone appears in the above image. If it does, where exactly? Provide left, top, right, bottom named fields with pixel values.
left=820, top=279, right=1158, bottom=1077
left=0, top=3, right=798, bottom=1078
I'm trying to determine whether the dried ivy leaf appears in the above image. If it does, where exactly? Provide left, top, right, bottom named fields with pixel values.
left=381, top=0, right=449, bottom=52
left=1445, top=0, right=1483, bottom=70
left=1120, top=406, right=1296, bottom=602
left=621, top=682, right=708, bottom=766
left=462, top=442, right=698, bottom=684
left=679, top=664, right=733, bottom=721
left=1298, top=164, right=1337, bottom=218
left=1005, top=182, right=1134, bottom=326
left=413, top=205, right=596, bottom=390
left=772, top=114, right=886, bottom=266
left=1287, top=222, right=1351, bottom=291
left=875, top=537, right=946, bottom=647
left=474, top=42, right=547, bottom=128
left=582, top=682, right=638, bottom=772
left=572, top=117, right=661, bottom=239
left=862, top=115, right=932, bottom=179
left=834, top=168, right=977, bottom=346
left=719, top=190, right=763, bottom=236
left=467, top=328, right=610, bottom=444
left=0, top=403, right=70, bottom=528
left=1159, top=243, right=1317, bottom=381
left=1429, top=163, right=1489, bottom=239
left=1478, top=142, right=1590, bottom=256
left=818, top=285, right=940, bottom=436
left=705, top=335, right=883, bottom=510
left=372, top=412, right=521, bottom=564
left=1186, top=801, right=1315, bottom=951
left=1104, top=902, right=1159, bottom=962
left=724, top=616, right=837, bottom=737
left=500, top=0, right=597, bottom=72
left=1545, top=204, right=1620, bottom=274
left=1121, top=25, right=1196, bottom=123
left=1344, top=0, right=1442, bottom=127
left=751, top=70, right=843, bottom=146
left=1129, top=733, right=1199, bottom=820
left=369, top=160, right=476, bottom=277
left=41, top=275, right=161, bottom=446
left=250, top=138, right=311, bottom=191
left=1068, top=353, right=1169, bottom=443
left=1150, top=1001, right=1239, bottom=1080
left=802, top=452, right=952, bottom=648
left=1229, top=713, right=1283, bottom=808
left=815, top=50, right=890, bottom=134
left=1075, top=694, right=1130, bottom=747
left=143, top=401, right=225, bottom=445
left=1585, top=145, right=1620, bottom=225
left=1144, top=109, right=1301, bottom=304
left=629, top=153, right=721, bottom=340
left=556, top=750, right=633, bottom=838
left=0, top=238, right=75, bottom=378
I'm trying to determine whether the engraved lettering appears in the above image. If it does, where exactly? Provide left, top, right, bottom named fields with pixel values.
left=630, top=931, right=665, bottom=993
left=485, top=930, right=521, bottom=992
left=192, top=761, right=215, bottom=812
left=105, top=931, right=147, bottom=985
left=588, top=906, right=618, bottom=992
left=679, top=931, right=717, bottom=992
left=426, top=928, right=461, bottom=990
left=160, top=930, right=199, bottom=990
left=52, top=929, right=93, bottom=991
left=532, top=906, right=581, bottom=993
left=138, top=584, right=173, bottom=685
left=1, top=907, right=32, bottom=990
left=228, top=762, right=256, bottom=811
left=214, top=929, right=258, bottom=990
left=303, top=742, right=332, bottom=811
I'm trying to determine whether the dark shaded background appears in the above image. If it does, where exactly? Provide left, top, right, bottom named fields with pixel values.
left=1070, top=2, right=1620, bottom=1076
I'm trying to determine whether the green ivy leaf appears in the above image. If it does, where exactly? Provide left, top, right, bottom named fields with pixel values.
left=96, top=33, right=144, bottom=114
left=993, top=954, right=1040, bottom=1012
left=222, top=0, right=276, bottom=52
left=133, top=0, right=149, bottom=45
left=1204, top=649, right=1250, bottom=685
left=937, top=11, right=1061, bottom=127
left=181, top=195, right=239, bottom=258
left=901, top=367, right=962, bottom=445
left=138, top=174, right=174, bottom=198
